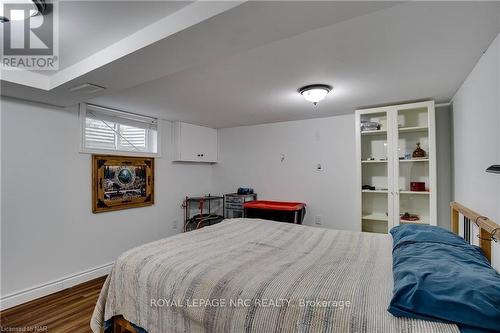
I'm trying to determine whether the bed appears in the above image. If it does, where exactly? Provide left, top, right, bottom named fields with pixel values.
left=91, top=202, right=499, bottom=333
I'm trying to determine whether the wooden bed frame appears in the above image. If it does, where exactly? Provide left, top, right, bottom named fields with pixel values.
left=112, top=316, right=138, bottom=333
left=111, top=201, right=499, bottom=333
left=450, top=201, right=499, bottom=262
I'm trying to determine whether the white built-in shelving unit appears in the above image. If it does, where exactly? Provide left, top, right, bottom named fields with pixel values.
left=355, top=101, right=436, bottom=234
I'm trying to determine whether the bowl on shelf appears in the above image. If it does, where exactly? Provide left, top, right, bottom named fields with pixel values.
left=400, top=212, right=420, bottom=221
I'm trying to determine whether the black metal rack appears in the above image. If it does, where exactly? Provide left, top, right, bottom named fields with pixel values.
left=183, top=195, right=224, bottom=232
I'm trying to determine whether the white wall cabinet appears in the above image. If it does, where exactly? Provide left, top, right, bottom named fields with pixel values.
left=355, top=101, right=436, bottom=233
left=173, top=122, right=218, bottom=163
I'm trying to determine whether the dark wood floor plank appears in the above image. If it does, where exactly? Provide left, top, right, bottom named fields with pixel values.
left=0, top=276, right=107, bottom=333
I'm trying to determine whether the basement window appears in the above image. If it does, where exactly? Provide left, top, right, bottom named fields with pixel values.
left=80, top=104, right=159, bottom=156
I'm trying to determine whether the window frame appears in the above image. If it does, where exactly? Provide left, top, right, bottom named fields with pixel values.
left=79, top=103, right=162, bottom=157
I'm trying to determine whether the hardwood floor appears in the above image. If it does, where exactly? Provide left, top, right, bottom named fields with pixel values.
left=0, top=276, right=107, bottom=333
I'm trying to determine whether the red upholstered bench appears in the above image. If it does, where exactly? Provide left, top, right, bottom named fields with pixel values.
left=243, top=200, right=306, bottom=224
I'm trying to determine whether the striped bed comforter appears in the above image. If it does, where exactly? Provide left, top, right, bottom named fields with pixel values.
left=91, top=219, right=458, bottom=333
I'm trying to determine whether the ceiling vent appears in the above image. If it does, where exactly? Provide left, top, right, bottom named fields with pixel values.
left=69, top=83, right=106, bottom=94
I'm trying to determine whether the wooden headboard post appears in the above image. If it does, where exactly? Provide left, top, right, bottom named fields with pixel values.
left=451, top=205, right=459, bottom=234
left=450, top=202, right=499, bottom=262
left=113, top=316, right=138, bottom=333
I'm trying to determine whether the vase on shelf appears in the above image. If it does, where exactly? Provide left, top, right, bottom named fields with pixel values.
left=412, top=142, right=426, bottom=158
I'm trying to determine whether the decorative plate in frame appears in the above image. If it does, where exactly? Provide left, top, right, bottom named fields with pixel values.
left=92, top=155, right=154, bottom=213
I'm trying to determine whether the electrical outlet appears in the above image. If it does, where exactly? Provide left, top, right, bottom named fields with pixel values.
left=314, top=215, right=322, bottom=225
left=172, top=220, right=178, bottom=230
left=316, top=163, right=323, bottom=171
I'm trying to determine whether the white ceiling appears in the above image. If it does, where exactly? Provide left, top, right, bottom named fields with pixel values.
left=57, top=1, right=192, bottom=70
left=2, top=1, right=500, bottom=128
left=0, top=0, right=243, bottom=89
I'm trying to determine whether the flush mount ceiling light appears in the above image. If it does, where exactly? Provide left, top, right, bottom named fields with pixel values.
left=0, top=0, right=48, bottom=23
left=299, top=84, right=333, bottom=106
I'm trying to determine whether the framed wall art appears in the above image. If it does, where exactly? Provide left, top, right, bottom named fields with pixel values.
left=92, top=155, right=154, bottom=213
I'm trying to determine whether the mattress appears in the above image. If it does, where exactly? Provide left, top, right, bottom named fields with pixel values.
left=91, top=218, right=458, bottom=333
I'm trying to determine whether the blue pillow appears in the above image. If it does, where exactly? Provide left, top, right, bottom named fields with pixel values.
left=389, top=224, right=500, bottom=333
left=391, top=223, right=479, bottom=249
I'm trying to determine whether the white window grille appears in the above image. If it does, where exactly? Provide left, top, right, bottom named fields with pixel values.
left=80, top=104, right=158, bottom=155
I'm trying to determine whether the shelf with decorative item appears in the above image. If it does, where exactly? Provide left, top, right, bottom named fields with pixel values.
left=400, top=216, right=430, bottom=225
left=400, top=210, right=428, bottom=221
left=399, top=158, right=429, bottom=163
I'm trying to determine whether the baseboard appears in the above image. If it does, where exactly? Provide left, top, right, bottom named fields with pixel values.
left=0, top=262, right=114, bottom=311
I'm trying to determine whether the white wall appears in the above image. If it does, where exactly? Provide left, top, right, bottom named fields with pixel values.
left=0, top=97, right=214, bottom=305
left=213, top=111, right=452, bottom=232
left=213, top=115, right=359, bottom=231
left=452, top=33, right=500, bottom=270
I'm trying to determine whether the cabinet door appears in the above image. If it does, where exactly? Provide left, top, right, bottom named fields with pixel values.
left=387, top=107, right=398, bottom=231
left=392, top=102, right=435, bottom=226
left=197, top=125, right=218, bottom=162
left=177, top=122, right=218, bottom=162
left=179, top=122, right=204, bottom=161
left=358, top=108, right=393, bottom=233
